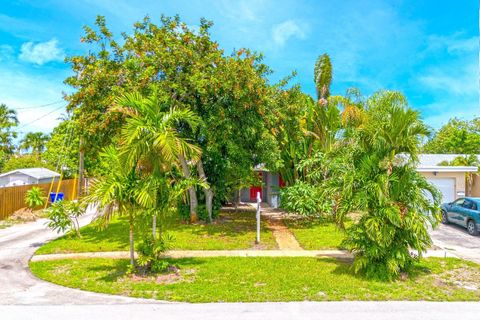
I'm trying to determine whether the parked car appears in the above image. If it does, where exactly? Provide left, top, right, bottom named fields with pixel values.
left=441, top=197, right=480, bottom=236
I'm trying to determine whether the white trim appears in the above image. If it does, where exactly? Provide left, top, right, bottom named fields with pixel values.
left=416, top=166, right=478, bottom=173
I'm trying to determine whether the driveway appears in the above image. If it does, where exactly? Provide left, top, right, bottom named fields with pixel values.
left=430, top=224, right=480, bottom=263
left=0, top=213, right=155, bottom=305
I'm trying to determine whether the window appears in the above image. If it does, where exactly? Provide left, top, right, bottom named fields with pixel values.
left=462, top=200, right=477, bottom=210
left=453, top=198, right=465, bottom=206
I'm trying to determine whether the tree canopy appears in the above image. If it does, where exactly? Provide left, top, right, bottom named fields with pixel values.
left=423, top=118, right=480, bottom=154
left=64, top=15, right=280, bottom=218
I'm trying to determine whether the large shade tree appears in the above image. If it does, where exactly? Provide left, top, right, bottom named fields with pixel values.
left=65, top=15, right=279, bottom=221
left=423, top=117, right=480, bottom=154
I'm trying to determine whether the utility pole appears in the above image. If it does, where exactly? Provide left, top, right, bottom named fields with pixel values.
left=77, top=136, right=84, bottom=198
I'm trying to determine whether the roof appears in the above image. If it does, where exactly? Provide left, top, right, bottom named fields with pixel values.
left=0, top=168, right=60, bottom=180
left=418, top=154, right=480, bottom=166
left=416, top=166, right=478, bottom=173
left=416, top=154, right=479, bottom=173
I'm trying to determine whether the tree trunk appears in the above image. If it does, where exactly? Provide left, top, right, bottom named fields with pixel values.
left=77, top=136, right=85, bottom=198
left=235, top=189, right=240, bottom=212
left=152, top=215, right=157, bottom=241
left=197, top=159, right=214, bottom=223
left=129, top=214, right=135, bottom=266
left=179, top=154, right=198, bottom=222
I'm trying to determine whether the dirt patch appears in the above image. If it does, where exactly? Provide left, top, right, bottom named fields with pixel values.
left=9, top=208, right=44, bottom=222
left=444, top=266, right=480, bottom=291
left=128, top=265, right=193, bottom=285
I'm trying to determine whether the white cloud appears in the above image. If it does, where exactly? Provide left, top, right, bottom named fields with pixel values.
left=419, top=62, right=478, bottom=96
left=271, top=20, right=306, bottom=47
left=19, top=38, right=65, bottom=65
left=424, top=34, right=478, bottom=55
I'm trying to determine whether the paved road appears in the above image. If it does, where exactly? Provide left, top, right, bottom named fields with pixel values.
left=1, top=302, right=480, bottom=320
left=431, top=223, right=480, bottom=263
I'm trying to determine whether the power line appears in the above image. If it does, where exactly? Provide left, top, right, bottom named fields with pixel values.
left=15, top=100, right=64, bottom=110
left=18, top=104, right=66, bottom=129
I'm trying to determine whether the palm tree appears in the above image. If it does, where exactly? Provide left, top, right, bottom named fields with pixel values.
left=84, top=146, right=140, bottom=266
left=304, top=54, right=339, bottom=156
left=314, top=53, right=332, bottom=102
left=114, top=92, right=202, bottom=224
left=20, top=132, right=49, bottom=154
left=323, top=90, right=440, bottom=279
left=0, top=103, right=18, bottom=154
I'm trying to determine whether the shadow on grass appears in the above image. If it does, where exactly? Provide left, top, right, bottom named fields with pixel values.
left=283, top=215, right=342, bottom=230
left=168, top=211, right=262, bottom=238
left=329, top=256, right=433, bottom=282
left=90, top=258, right=207, bottom=283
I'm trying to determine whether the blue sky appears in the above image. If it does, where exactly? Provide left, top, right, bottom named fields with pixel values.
left=0, top=0, right=478, bottom=136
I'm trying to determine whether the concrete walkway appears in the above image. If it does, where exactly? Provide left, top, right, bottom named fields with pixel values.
left=262, top=207, right=303, bottom=250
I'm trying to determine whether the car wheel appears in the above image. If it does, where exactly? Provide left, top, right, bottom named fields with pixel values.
left=466, top=220, right=479, bottom=236
left=441, top=211, right=449, bottom=224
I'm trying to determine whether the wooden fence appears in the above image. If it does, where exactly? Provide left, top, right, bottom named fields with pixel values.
left=0, top=179, right=78, bottom=220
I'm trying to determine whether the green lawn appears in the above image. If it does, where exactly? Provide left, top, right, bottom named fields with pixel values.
left=36, top=211, right=276, bottom=254
left=30, top=257, right=480, bottom=302
left=284, top=217, right=347, bottom=250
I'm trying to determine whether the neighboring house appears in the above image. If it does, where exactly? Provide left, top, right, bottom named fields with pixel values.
left=417, top=154, right=479, bottom=203
left=0, top=168, right=60, bottom=187
left=242, top=154, right=479, bottom=208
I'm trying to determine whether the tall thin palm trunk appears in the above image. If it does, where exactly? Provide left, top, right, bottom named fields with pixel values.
left=179, top=154, right=198, bottom=222
left=129, top=212, right=135, bottom=266
left=197, top=159, right=213, bottom=223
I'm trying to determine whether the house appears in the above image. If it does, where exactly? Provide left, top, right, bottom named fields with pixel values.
left=417, top=154, right=478, bottom=203
left=240, top=165, right=283, bottom=208
left=0, top=168, right=60, bottom=188
left=242, top=154, right=479, bottom=208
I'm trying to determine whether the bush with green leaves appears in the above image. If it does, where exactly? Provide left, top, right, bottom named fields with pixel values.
left=322, top=91, right=441, bottom=280
left=280, top=182, right=323, bottom=216
left=25, top=187, right=46, bottom=209
left=136, top=234, right=174, bottom=273
left=46, top=200, right=85, bottom=237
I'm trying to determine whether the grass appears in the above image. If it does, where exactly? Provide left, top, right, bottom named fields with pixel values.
left=284, top=217, right=348, bottom=250
left=29, top=257, right=480, bottom=302
left=0, top=219, right=16, bottom=229
left=36, top=211, right=276, bottom=254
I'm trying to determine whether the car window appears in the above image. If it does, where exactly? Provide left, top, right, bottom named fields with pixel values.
left=462, top=200, right=473, bottom=209
left=453, top=199, right=465, bottom=206
left=463, top=200, right=477, bottom=210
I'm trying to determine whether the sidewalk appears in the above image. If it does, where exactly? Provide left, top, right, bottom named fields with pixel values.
left=31, top=249, right=351, bottom=262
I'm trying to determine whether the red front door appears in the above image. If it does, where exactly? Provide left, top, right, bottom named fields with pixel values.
left=250, top=186, right=262, bottom=202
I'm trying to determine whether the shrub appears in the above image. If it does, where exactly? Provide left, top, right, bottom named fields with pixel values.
left=280, top=182, right=323, bottom=216
left=137, top=234, right=173, bottom=273
left=46, top=200, right=85, bottom=237
left=25, top=187, right=46, bottom=209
